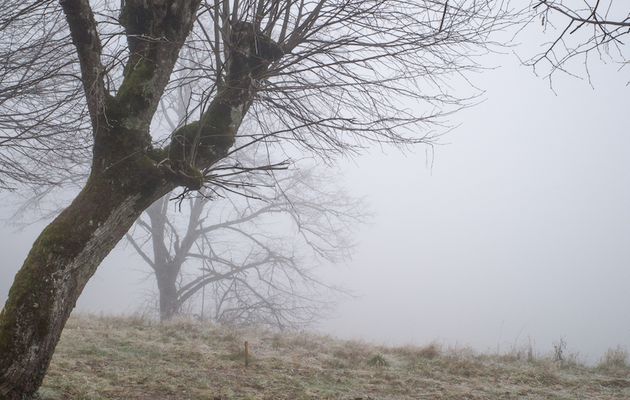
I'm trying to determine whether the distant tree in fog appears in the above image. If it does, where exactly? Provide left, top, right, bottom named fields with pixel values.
left=127, top=75, right=363, bottom=325
left=128, top=159, right=364, bottom=325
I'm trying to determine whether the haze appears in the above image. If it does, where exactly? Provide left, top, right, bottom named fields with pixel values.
left=2, top=34, right=629, bottom=366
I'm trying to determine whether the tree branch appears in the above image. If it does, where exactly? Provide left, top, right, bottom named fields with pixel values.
left=125, top=233, right=156, bottom=270
left=59, top=0, right=107, bottom=131
left=164, top=22, right=284, bottom=189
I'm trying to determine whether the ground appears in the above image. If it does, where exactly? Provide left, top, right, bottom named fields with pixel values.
left=39, top=315, right=630, bottom=399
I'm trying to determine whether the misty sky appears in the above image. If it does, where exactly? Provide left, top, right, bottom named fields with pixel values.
left=315, top=50, right=630, bottom=362
left=1, top=29, right=629, bottom=364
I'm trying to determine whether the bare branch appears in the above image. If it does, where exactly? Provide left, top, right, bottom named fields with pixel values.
left=59, top=0, right=107, bottom=130
left=524, top=1, right=630, bottom=81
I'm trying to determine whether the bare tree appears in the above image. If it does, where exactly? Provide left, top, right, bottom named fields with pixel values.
left=128, top=157, right=363, bottom=326
left=0, top=0, right=512, bottom=397
left=130, top=63, right=361, bottom=326
left=524, top=1, right=629, bottom=81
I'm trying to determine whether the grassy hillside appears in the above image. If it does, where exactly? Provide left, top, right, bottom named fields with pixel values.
left=38, top=315, right=630, bottom=399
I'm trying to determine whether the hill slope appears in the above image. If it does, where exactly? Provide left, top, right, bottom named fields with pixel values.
left=39, top=315, right=630, bottom=399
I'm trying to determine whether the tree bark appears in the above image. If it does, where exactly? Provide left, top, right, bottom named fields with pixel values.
left=0, top=2, right=283, bottom=393
left=0, top=173, right=171, bottom=399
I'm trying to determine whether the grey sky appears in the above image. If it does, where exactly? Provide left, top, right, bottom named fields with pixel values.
left=1, top=30, right=629, bottom=364
left=316, top=50, right=630, bottom=362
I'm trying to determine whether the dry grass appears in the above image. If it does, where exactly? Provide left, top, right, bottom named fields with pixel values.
left=38, top=315, right=630, bottom=400
left=598, top=346, right=629, bottom=372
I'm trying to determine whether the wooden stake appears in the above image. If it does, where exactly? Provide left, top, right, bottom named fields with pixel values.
left=244, top=341, right=249, bottom=367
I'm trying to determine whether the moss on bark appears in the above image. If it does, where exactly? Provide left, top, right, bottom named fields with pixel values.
left=166, top=22, right=283, bottom=180
left=0, top=1, right=205, bottom=398
left=0, top=169, right=173, bottom=398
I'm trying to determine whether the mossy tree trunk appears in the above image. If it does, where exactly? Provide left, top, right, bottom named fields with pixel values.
left=0, top=173, right=172, bottom=399
left=0, top=0, right=283, bottom=397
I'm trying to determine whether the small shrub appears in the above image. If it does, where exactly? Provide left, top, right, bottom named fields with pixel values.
left=598, top=346, right=628, bottom=370
left=417, top=343, right=441, bottom=359
left=367, top=354, right=389, bottom=367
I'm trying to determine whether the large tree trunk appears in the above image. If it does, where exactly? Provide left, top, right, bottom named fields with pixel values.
left=0, top=174, right=170, bottom=399
left=0, top=1, right=281, bottom=393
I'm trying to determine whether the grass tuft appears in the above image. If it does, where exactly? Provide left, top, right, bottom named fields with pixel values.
left=367, top=354, right=388, bottom=367
left=598, top=346, right=629, bottom=371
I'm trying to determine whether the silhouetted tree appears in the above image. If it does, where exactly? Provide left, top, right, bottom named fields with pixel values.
left=130, top=74, right=362, bottom=325
left=129, top=159, right=362, bottom=325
